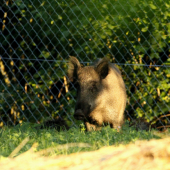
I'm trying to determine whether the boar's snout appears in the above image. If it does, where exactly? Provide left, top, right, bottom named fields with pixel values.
left=74, top=109, right=85, bottom=120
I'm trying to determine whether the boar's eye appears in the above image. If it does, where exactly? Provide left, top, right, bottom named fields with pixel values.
left=89, top=82, right=97, bottom=93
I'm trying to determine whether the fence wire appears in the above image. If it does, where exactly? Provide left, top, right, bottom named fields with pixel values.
left=1, top=0, right=170, bottom=130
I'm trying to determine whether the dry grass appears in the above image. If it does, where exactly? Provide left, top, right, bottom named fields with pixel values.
left=1, top=137, right=170, bottom=170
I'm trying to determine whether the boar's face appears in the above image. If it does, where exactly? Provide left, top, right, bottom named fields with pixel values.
left=68, top=57, right=109, bottom=120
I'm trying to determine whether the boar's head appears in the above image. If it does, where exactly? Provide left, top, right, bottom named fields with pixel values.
left=68, top=56, right=109, bottom=121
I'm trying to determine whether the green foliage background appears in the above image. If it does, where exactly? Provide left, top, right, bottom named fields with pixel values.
left=1, top=0, right=170, bottom=126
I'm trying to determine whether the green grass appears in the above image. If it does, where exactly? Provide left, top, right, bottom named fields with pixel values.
left=0, top=121, right=164, bottom=157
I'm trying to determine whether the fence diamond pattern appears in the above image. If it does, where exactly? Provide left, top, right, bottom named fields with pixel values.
left=1, top=0, right=170, bottom=130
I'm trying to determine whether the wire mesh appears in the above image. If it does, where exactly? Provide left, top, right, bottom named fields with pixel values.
left=1, top=0, right=170, bottom=130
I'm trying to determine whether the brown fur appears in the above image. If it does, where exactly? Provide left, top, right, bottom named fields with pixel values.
left=68, top=56, right=127, bottom=131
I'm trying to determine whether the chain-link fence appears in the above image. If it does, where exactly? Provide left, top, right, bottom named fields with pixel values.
left=1, top=0, right=170, bottom=130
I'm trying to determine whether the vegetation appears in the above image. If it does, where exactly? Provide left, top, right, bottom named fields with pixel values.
left=0, top=121, right=162, bottom=157
left=0, top=0, right=170, bottom=127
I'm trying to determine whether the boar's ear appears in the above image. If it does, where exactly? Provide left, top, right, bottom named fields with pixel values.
left=68, top=56, right=81, bottom=82
left=95, top=58, right=109, bottom=79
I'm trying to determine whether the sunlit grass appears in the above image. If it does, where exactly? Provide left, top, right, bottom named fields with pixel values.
left=0, top=121, right=165, bottom=157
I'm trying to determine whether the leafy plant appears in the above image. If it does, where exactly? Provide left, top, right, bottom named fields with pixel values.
left=1, top=0, right=170, bottom=126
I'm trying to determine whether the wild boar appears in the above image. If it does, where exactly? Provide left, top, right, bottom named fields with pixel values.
left=68, top=56, right=127, bottom=131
